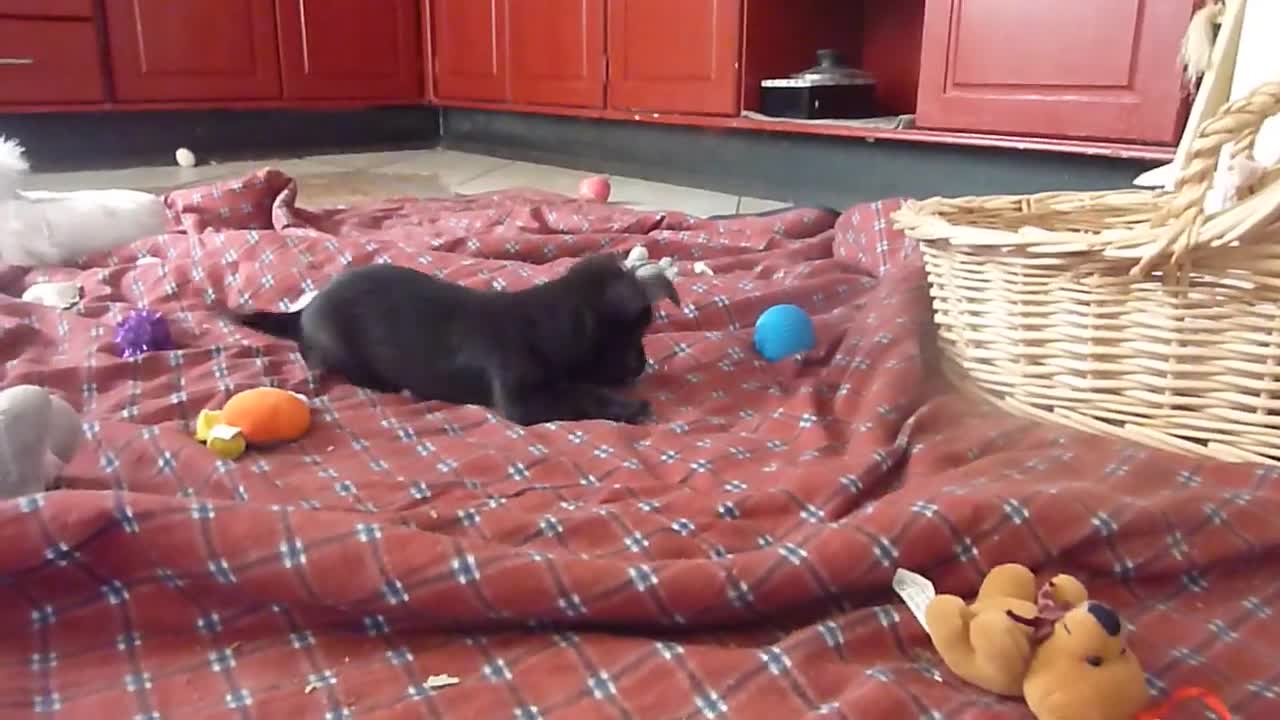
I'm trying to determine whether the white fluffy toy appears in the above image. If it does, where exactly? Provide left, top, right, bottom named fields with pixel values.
left=0, top=136, right=167, bottom=267
left=623, top=246, right=714, bottom=282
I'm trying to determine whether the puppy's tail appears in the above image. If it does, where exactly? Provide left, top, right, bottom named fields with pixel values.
left=239, top=310, right=303, bottom=342
left=0, top=136, right=29, bottom=199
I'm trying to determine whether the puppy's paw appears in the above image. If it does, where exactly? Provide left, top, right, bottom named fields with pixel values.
left=591, top=392, right=650, bottom=424
left=615, top=398, right=652, bottom=424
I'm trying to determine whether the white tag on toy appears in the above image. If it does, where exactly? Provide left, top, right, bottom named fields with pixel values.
left=426, top=674, right=460, bottom=690
left=284, top=290, right=317, bottom=312
left=209, top=424, right=242, bottom=441
left=21, top=282, right=81, bottom=309
left=892, top=568, right=936, bottom=631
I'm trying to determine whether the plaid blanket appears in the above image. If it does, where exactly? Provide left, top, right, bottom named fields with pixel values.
left=0, top=170, right=1275, bottom=719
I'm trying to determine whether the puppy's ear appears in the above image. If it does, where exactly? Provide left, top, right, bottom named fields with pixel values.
left=634, top=270, right=680, bottom=307
left=602, top=276, right=651, bottom=320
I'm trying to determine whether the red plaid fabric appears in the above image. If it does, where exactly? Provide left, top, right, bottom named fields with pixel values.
left=0, top=169, right=1275, bottom=719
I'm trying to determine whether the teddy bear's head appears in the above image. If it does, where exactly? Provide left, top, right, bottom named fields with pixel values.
left=1023, top=601, right=1148, bottom=720
left=1042, top=602, right=1131, bottom=666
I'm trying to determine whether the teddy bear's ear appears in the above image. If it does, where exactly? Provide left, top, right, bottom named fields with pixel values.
left=1086, top=603, right=1122, bottom=637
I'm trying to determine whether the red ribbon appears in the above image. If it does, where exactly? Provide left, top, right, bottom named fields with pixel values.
left=1135, top=687, right=1230, bottom=720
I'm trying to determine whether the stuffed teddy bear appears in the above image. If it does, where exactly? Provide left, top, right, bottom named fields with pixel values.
left=925, top=563, right=1088, bottom=697
left=924, top=563, right=1149, bottom=720
left=0, top=385, right=81, bottom=499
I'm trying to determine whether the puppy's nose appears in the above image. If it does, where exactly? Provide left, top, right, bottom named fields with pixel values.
left=1087, top=603, right=1122, bottom=637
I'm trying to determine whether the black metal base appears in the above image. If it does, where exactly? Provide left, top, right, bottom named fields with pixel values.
left=442, top=108, right=1161, bottom=209
left=2, top=104, right=1162, bottom=211
left=0, top=106, right=440, bottom=172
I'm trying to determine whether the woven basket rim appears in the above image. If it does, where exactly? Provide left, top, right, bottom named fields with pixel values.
left=893, top=82, right=1280, bottom=276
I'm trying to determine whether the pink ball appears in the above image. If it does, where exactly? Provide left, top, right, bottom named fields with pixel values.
left=578, top=175, right=611, bottom=202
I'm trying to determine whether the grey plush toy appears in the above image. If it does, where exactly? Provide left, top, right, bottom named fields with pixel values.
left=0, top=385, right=81, bottom=499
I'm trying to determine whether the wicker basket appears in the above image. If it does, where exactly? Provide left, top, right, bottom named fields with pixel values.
left=894, top=82, right=1280, bottom=463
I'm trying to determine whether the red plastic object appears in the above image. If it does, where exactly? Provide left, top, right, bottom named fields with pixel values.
left=578, top=176, right=612, bottom=202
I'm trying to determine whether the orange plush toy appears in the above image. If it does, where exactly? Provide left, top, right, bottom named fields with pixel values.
left=923, top=563, right=1149, bottom=720
left=195, top=387, right=311, bottom=460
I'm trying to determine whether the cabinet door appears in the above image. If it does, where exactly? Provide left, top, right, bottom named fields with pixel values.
left=0, top=19, right=104, bottom=104
left=507, top=0, right=605, bottom=108
left=0, top=0, right=93, bottom=18
left=105, top=0, right=281, bottom=101
left=277, top=0, right=421, bottom=100
left=607, top=0, right=742, bottom=115
left=916, top=0, right=1194, bottom=143
left=432, top=0, right=508, bottom=102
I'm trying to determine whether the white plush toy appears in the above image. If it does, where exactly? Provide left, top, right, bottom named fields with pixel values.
left=0, top=386, right=81, bottom=499
left=623, top=246, right=714, bottom=282
left=1, top=136, right=168, bottom=267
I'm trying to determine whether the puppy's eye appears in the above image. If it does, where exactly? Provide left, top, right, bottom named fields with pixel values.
left=1085, top=655, right=1103, bottom=667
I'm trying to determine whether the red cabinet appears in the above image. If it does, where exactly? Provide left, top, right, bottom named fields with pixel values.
left=0, top=0, right=93, bottom=17
left=432, top=0, right=508, bottom=102
left=606, top=0, right=742, bottom=115
left=277, top=0, right=422, bottom=100
left=508, top=0, right=605, bottom=108
left=105, top=0, right=282, bottom=101
left=0, top=19, right=104, bottom=104
left=915, top=0, right=1194, bottom=143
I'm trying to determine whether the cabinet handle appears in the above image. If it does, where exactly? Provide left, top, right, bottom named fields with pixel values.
left=0, top=58, right=36, bottom=65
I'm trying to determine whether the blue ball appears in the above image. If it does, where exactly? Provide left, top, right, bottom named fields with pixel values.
left=753, top=304, right=816, bottom=362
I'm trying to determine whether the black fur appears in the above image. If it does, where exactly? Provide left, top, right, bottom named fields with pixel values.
left=240, top=254, right=678, bottom=425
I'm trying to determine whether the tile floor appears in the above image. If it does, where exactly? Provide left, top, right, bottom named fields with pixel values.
left=25, top=149, right=790, bottom=217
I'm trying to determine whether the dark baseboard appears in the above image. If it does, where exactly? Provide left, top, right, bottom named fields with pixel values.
left=441, top=108, right=1162, bottom=208
left=0, top=106, right=442, bottom=172
left=3, top=104, right=1163, bottom=209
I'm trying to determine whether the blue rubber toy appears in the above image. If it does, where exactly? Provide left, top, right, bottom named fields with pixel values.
left=753, top=304, right=816, bottom=362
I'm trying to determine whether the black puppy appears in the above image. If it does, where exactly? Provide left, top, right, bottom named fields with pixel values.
left=239, top=254, right=678, bottom=425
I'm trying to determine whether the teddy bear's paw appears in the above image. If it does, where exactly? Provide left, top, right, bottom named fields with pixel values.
left=924, top=594, right=971, bottom=635
left=970, top=610, right=1033, bottom=680
left=1027, top=691, right=1103, bottom=720
left=1044, top=574, right=1088, bottom=608
left=977, top=563, right=1037, bottom=604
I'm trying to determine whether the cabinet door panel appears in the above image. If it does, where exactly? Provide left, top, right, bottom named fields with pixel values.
left=0, top=0, right=93, bottom=18
left=508, top=0, right=605, bottom=108
left=0, top=20, right=104, bottom=104
left=916, top=0, right=1194, bottom=143
left=433, top=0, right=507, bottom=101
left=277, top=0, right=421, bottom=100
left=606, top=0, right=742, bottom=115
left=105, top=0, right=281, bottom=101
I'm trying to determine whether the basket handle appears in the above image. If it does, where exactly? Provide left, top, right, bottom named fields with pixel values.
left=1135, top=81, right=1280, bottom=275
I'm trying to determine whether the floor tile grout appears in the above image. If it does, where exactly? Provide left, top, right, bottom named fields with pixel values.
left=448, top=160, right=519, bottom=190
